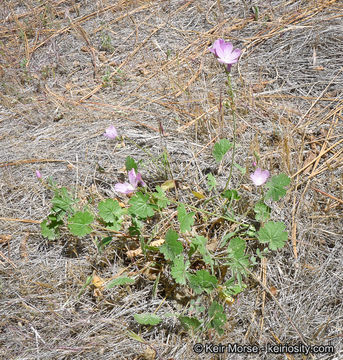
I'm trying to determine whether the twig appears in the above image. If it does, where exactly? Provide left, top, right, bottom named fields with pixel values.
left=0, top=251, right=17, bottom=269
left=0, top=217, right=41, bottom=224
left=310, top=186, right=343, bottom=205
left=291, top=138, right=343, bottom=178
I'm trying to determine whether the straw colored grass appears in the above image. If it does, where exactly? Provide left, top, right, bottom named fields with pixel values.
left=1, top=0, right=342, bottom=359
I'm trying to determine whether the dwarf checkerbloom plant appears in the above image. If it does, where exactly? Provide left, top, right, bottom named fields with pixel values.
left=209, top=39, right=241, bottom=72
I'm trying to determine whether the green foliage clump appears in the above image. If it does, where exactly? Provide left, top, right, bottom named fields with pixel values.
left=40, top=147, right=290, bottom=337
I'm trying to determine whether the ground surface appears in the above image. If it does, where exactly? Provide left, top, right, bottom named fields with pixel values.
left=0, top=0, right=342, bottom=359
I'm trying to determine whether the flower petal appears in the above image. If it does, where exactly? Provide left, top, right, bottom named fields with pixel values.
left=36, top=170, right=42, bottom=179
left=135, top=172, right=146, bottom=187
left=104, top=125, right=118, bottom=139
left=208, top=38, right=223, bottom=56
left=128, top=168, right=138, bottom=187
left=220, top=41, right=233, bottom=57
left=250, top=168, right=270, bottom=186
left=209, top=39, right=241, bottom=70
left=114, top=182, right=135, bottom=194
left=231, top=48, right=241, bottom=60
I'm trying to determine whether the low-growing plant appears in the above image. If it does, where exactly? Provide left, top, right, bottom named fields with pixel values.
left=38, top=39, right=291, bottom=337
left=100, top=32, right=114, bottom=53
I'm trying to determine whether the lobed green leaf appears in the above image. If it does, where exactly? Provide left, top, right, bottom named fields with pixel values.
left=254, top=201, right=271, bottom=222
left=68, top=211, right=94, bottom=237
left=179, top=316, right=202, bottom=332
left=189, top=236, right=213, bottom=266
left=125, top=156, right=138, bottom=172
left=208, top=301, right=226, bottom=335
left=134, top=313, right=162, bottom=326
left=159, top=229, right=183, bottom=261
left=129, top=192, right=155, bottom=219
left=213, top=139, right=233, bottom=163
left=265, top=174, right=291, bottom=201
left=98, top=199, right=125, bottom=223
left=152, top=186, right=170, bottom=209
left=257, top=221, right=288, bottom=250
left=171, top=255, right=189, bottom=285
left=187, top=270, right=217, bottom=294
left=177, top=204, right=195, bottom=233
left=207, top=173, right=217, bottom=191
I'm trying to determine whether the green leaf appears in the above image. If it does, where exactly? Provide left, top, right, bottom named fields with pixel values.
left=222, top=189, right=240, bottom=201
left=153, top=186, right=170, bottom=209
left=220, top=230, right=239, bottom=247
left=152, top=272, right=160, bottom=298
left=252, top=5, right=259, bottom=20
left=227, top=255, right=250, bottom=273
left=127, top=330, right=145, bottom=343
left=106, top=221, right=122, bottom=232
left=106, top=277, right=135, bottom=288
left=129, top=192, right=155, bottom=219
left=77, top=275, right=93, bottom=298
left=159, top=229, right=183, bottom=261
left=265, top=174, right=291, bottom=201
left=212, top=139, right=233, bottom=162
left=139, top=236, right=148, bottom=256
left=47, top=177, right=57, bottom=188
left=207, top=173, right=216, bottom=191
left=187, top=270, right=217, bottom=294
left=227, top=238, right=250, bottom=283
left=254, top=201, right=271, bottom=222
left=208, top=301, right=226, bottom=335
left=171, top=255, right=189, bottom=285
left=51, top=187, right=75, bottom=213
left=223, top=279, right=247, bottom=296
left=98, top=199, right=125, bottom=223
left=179, top=316, right=202, bottom=332
left=246, top=224, right=256, bottom=237
left=41, top=219, right=60, bottom=240
left=125, top=156, right=138, bottom=172
left=129, top=216, right=143, bottom=236
left=134, top=313, right=162, bottom=326
left=257, top=221, right=288, bottom=250
left=97, top=236, right=112, bottom=253
left=68, top=211, right=94, bottom=237
left=228, top=237, right=246, bottom=258
left=189, top=236, right=213, bottom=266
left=48, top=208, right=65, bottom=222
left=177, top=204, right=195, bottom=233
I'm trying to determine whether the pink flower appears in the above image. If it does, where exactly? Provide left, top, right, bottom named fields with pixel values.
left=104, top=125, right=118, bottom=139
left=250, top=168, right=270, bottom=186
left=36, top=170, right=42, bottom=179
left=252, top=161, right=257, bottom=167
left=114, top=169, right=146, bottom=194
left=209, top=39, right=241, bottom=71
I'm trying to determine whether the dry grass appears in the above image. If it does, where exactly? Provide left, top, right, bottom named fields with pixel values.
left=1, top=0, right=342, bottom=359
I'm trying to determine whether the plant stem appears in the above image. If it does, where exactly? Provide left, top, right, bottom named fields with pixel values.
left=222, top=72, right=237, bottom=193
left=170, top=198, right=249, bottom=228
